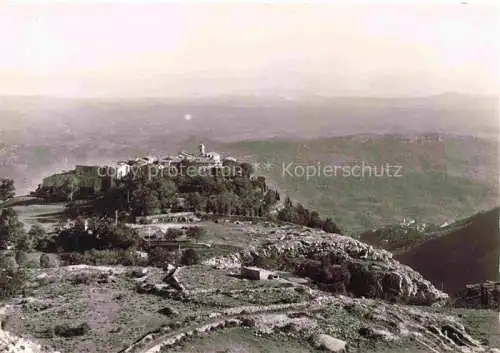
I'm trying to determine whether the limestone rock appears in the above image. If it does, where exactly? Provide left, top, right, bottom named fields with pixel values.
left=312, top=334, right=347, bottom=352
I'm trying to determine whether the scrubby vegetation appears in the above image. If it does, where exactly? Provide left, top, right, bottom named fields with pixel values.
left=180, top=248, right=200, bottom=266
left=58, top=249, right=148, bottom=266
left=0, top=207, right=26, bottom=249
left=0, top=265, right=27, bottom=299
left=0, top=178, right=15, bottom=202
left=41, top=217, right=142, bottom=253
left=359, top=222, right=438, bottom=253
left=84, top=165, right=280, bottom=219
left=53, top=322, right=91, bottom=337
left=277, top=196, right=342, bottom=234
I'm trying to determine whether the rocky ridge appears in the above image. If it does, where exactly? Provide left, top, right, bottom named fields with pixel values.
left=204, top=225, right=449, bottom=304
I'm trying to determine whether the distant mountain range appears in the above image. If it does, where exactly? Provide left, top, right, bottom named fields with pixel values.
left=0, top=93, right=497, bottom=231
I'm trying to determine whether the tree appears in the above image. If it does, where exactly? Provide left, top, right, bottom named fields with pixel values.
left=131, top=187, right=161, bottom=216
left=180, top=248, right=200, bottom=266
left=0, top=179, right=15, bottom=201
left=186, top=192, right=203, bottom=212
left=155, top=179, right=178, bottom=212
left=185, top=226, right=206, bottom=242
left=15, top=233, right=34, bottom=251
left=17, top=224, right=45, bottom=251
left=52, top=217, right=141, bottom=252
left=0, top=252, right=17, bottom=270
left=0, top=208, right=25, bottom=249
left=308, top=211, right=322, bottom=228
left=255, top=176, right=267, bottom=192
left=239, top=162, right=255, bottom=178
left=15, top=250, right=28, bottom=266
left=322, top=218, right=342, bottom=234
left=0, top=266, right=27, bottom=299
left=61, top=175, right=80, bottom=201
left=40, top=253, right=52, bottom=268
left=148, top=247, right=174, bottom=267
left=263, top=190, right=278, bottom=210
left=165, top=228, right=183, bottom=240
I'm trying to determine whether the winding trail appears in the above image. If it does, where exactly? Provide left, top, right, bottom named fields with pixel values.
left=120, top=296, right=336, bottom=353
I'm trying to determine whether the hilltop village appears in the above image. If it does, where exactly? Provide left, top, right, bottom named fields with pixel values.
left=34, top=144, right=237, bottom=199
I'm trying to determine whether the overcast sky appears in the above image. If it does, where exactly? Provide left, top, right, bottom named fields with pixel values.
left=0, top=2, right=498, bottom=97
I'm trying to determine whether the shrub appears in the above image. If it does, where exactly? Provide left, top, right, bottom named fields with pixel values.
left=40, top=254, right=53, bottom=268
left=185, top=226, right=206, bottom=241
left=241, top=317, right=256, bottom=327
left=0, top=253, right=17, bottom=270
left=25, top=260, right=40, bottom=269
left=54, top=322, right=90, bottom=337
left=118, top=250, right=143, bottom=266
left=14, top=251, right=28, bottom=266
left=71, top=273, right=92, bottom=285
left=58, top=252, right=86, bottom=266
left=85, top=249, right=121, bottom=266
left=148, top=247, right=174, bottom=267
left=0, top=267, right=27, bottom=299
left=28, top=224, right=46, bottom=243
left=180, top=248, right=199, bottom=266
left=165, top=228, right=183, bottom=240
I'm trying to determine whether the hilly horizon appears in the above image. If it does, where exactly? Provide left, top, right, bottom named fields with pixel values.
left=0, top=93, right=498, bottom=234
left=224, top=133, right=498, bottom=233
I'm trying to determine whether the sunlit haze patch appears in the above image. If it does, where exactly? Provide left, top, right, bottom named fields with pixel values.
left=0, top=2, right=497, bottom=97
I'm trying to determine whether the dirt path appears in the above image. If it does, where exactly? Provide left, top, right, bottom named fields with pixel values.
left=121, top=298, right=336, bottom=353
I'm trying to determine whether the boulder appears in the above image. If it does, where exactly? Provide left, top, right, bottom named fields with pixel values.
left=158, top=305, right=179, bottom=317
left=358, top=326, right=398, bottom=342
left=312, top=334, right=347, bottom=352
left=129, top=267, right=148, bottom=278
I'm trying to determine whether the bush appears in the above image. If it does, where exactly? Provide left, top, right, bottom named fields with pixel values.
left=165, top=228, right=183, bottom=240
left=0, top=267, right=27, bottom=299
left=180, top=248, right=199, bottom=266
left=58, top=252, right=86, bottom=266
left=58, top=249, right=146, bottom=267
left=0, top=253, right=18, bottom=270
left=71, top=273, right=92, bottom=285
left=15, top=251, right=28, bottom=266
left=118, top=250, right=147, bottom=266
left=24, top=260, right=40, bottom=269
left=54, top=322, right=90, bottom=337
left=185, top=226, right=206, bottom=241
left=148, top=247, right=174, bottom=267
left=241, top=317, right=256, bottom=327
left=85, top=249, right=121, bottom=266
left=40, top=254, right=55, bottom=268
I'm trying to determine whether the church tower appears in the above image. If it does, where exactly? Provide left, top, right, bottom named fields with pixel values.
left=199, top=143, right=206, bottom=157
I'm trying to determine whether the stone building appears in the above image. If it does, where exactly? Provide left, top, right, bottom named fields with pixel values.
left=240, top=266, right=276, bottom=280
left=75, top=165, right=112, bottom=194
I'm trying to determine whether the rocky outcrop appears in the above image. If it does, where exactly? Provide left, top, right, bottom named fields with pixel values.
left=204, top=229, right=448, bottom=305
left=311, top=334, right=347, bottom=352
left=455, top=281, right=500, bottom=309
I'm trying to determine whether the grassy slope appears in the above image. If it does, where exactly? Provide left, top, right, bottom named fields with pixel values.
left=224, top=134, right=498, bottom=233
left=396, top=207, right=500, bottom=296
